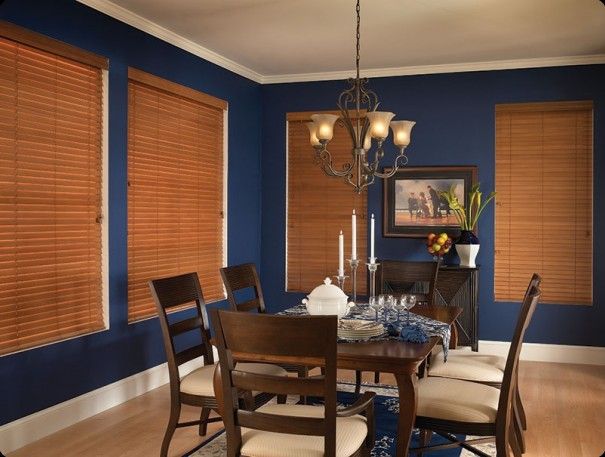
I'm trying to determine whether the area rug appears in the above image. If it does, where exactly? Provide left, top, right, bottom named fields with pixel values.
left=189, top=382, right=496, bottom=457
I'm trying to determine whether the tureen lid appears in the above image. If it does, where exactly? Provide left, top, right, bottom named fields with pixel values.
left=308, top=277, right=347, bottom=300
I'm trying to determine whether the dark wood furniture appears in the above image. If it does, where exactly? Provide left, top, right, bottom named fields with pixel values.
left=434, top=264, right=479, bottom=350
left=355, top=260, right=441, bottom=390
left=148, top=273, right=283, bottom=457
left=211, top=310, right=376, bottom=457
left=412, top=281, right=542, bottom=457
left=333, top=306, right=461, bottom=457
left=220, top=262, right=266, bottom=313
left=426, top=273, right=542, bottom=454
left=220, top=263, right=309, bottom=382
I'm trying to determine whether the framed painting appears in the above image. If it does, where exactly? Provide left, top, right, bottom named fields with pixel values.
left=383, top=166, right=478, bottom=238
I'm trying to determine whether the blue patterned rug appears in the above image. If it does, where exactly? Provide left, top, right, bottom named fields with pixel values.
left=189, top=382, right=496, bottom=457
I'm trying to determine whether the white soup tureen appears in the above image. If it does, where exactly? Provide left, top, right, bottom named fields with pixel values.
left=302, top=277, right=354, bottom=318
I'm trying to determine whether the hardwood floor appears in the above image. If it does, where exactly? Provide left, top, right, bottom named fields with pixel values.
left=8, top=362, right=605, bottom=457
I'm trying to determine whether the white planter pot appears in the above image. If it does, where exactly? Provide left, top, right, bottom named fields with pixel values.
left=456, top=244, right=480, bottom=268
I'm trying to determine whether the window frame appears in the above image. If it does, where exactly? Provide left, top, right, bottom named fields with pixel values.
left=126, top=68, right=229, bottom=323
left=0, top=22, right=110, bottom=356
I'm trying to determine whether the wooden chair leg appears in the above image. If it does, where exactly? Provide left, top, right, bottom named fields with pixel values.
left=373, top=371, right=380, bottom=384
left=198, top=407, right=211, bottom=436
left=416, top=429, right=433, bottom=457
left=516, top=387, right=527, bottom=430
left=161, top=403, right=180, bottom=457
left=513, top=405, right=526, bottom=453
left=509, top=422, right=522, bottom=457
left=354, top=370, right=362, bottom=395
left=299, top=366, right=309, bottom=404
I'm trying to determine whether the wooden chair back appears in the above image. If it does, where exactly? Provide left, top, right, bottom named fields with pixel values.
left=148, top=273, right=214, bottom=394
left=220, top=263, right=266, bottom=313
left=496, top=274, right=542, bottom=439
left=211, top=310, right=338, bottom=457
left=377, top=260, right=440, bottom=305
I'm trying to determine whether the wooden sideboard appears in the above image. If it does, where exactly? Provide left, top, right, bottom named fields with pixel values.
left=435, top=265, right=479, bottom=351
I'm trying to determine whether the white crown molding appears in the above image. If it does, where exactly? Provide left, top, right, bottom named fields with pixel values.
left=262, top=54, right=605, bottom=84
left=76, top=0, right=264, bottom=83
left=76, top=0, right=605, bottom=85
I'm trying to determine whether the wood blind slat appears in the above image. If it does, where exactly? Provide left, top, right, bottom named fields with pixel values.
left=127, top=72, right=225, bottom=322
left=287, top=118, right=367, bottom=294
left=0, top=35, right=104, bottom=355
left=494, top=103, right=593, bottom=305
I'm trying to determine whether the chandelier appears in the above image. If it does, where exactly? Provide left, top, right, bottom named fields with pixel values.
left=306, top=0, right=416, bottom=193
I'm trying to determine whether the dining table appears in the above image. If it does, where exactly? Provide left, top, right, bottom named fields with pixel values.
left=214, top=304, right=462, bottom=457
left=284, top=303, right=462, bottom=457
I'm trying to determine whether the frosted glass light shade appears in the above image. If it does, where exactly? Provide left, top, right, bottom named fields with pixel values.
left=391, top=120, right=416, bottom=148
left=306, top=122, right=321, bottom=147
left=366, top=111, right=395, bottom=139
left=311, top=114, right=339, bottom=141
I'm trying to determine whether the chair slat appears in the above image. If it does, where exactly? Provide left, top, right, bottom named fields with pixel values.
left=236, top=410, right=326, bottom=436
left=236, top=299, right=261, bottom=313
left=169, top=316, right=203, bottom=336
left=232, top=370, right=325, bottom=397
left=175, top=345, right=205, bottom=366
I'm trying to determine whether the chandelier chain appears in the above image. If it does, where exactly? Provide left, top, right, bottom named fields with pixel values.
left=356, top=0, right=360, bottom=81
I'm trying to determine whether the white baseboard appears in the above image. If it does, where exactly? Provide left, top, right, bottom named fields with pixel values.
left=478, top=340, right=605, bottom=365
left=1, top=343, right=602, bottom=453
left=0, top=356, right=205, bottom=454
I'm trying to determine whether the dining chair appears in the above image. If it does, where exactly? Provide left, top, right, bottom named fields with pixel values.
left=220, top=263, right=310, bottom=381
left=355, top=259, right=441, bottom=392
left=148, top=272, right=289, bottom=457
left=411, top=281, right=542, bottom=457
left=211, top=309, right=376, bottom=457
left=425, top=273, right=542, bottom=453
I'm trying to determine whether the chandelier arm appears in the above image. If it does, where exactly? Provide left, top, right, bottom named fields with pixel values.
left=317, top=146, right=355, bottom=177
left=372, top=151, right=410, bottom=179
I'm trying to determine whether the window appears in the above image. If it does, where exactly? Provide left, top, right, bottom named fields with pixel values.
left=0, top=22, right=108, bottom=355
left=127, top=68, right=227, bottom=322
left=286, top=112, right=367, bottom=293
left=495, top=101, right=593, bottom=304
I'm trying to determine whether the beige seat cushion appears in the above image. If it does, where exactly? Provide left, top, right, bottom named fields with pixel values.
left=240, top=403, right=368, bottom=457
left=417, top=377, right=500, bottom=423
left=180, top=363, right=288, bottom=396
left=429, top=350, right=506, bottom=383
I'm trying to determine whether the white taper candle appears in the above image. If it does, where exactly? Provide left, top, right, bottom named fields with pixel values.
left=370, top=214, right=375, bottom=263
left=351, top=209, right=357, bottom=260
left=338, top=230, right=344, bottom=276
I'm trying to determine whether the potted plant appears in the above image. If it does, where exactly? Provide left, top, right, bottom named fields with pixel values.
left=440, top=183, right=496, bottom=268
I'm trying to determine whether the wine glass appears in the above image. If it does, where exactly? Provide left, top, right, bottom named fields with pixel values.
left=396, top=295, right=408, bottom=322
left=377, top=294, right=386, bottom=321
left=405, top=295, right=417, bottom=325
left=384, top=294, right=395, bottom=322
left=369, top=296, right=380, bottom=321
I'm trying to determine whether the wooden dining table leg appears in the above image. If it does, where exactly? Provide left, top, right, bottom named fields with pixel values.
left=394, top=371, right=418, bottom=457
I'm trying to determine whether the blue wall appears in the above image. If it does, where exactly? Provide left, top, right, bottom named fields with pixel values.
left=2, top=0, right=605, bottom=430
left=0, top=0, right=262, bottom=425
left=260, top=66, right=605, bottom=347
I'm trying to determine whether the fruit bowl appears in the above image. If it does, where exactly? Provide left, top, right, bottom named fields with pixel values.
left=426, top=232, right=452, bottom=258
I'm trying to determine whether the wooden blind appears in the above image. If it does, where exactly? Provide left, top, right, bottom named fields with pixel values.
left=127, top=69, right=226, bottom=322
left=287, top=113, right=367, bottom=293
left=0, top=31, right=106, bottom=354
left=495, top=101, right=593, bottom=304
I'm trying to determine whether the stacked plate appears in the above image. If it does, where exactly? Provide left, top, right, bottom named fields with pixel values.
left=338, top=319, right=385, bottom=340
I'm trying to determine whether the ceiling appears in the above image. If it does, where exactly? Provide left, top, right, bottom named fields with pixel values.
left=79, top=0, right=605, bottom=83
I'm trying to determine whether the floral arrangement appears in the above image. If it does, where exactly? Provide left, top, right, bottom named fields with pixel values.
left=440, top=183, right=496, bottom=232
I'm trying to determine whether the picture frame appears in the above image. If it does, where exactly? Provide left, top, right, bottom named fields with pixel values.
left=383, top=166, right=478, bottom=238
